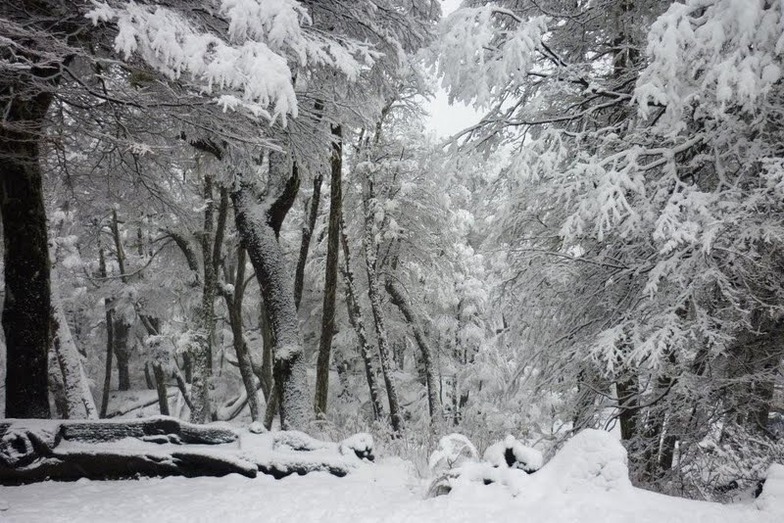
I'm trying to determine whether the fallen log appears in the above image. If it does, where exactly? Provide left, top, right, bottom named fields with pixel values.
left=0, top=417, right=247, bottom=484
left=60, top=416, right=238, bottom=444
left=0, top=417, right=375, bottom=485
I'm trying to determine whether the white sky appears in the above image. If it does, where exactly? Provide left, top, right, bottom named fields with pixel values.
left=423, top=0, right=483, bottom=138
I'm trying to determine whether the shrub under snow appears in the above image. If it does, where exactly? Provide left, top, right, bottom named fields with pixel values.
left=428, top=429, right=630, bottom=498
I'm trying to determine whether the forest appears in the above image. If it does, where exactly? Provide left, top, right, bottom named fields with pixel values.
left=1, top=0, right=783, bottom=521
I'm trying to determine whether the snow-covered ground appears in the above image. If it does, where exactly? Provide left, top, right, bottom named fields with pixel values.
left=1, top=429, right=780, bottom=523
left=0, top=459, right=773, bottom=523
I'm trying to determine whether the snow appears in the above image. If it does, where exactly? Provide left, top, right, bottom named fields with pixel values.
left=757, top=464, right=784, bottom=516
left=1, top=427, right=780, bottom=522
left=1, top=450, right=776, bottom=523
left=429, top=433, right=478, bottom=473
left=482, top=434, right=543, bottom=473
left=536, top=429, right=630, bottom=493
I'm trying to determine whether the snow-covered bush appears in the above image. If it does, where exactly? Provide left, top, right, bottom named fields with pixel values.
left=672, top=426, right=784, bottom=501
left=429, top=433, right=479, bottom=475
left=427, top=429, right=631, bottom=498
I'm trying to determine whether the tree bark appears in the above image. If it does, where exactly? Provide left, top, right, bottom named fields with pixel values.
left=385, top=278, right=442, bottom=428
left=0, top=86, right=54, bottom=418
left=294, top=173, right=323, bottom=309
left=152, top=362, right=170, bottom=416
left=51, top=297, right=98, bottom=420
left=361, top=180, right=402, bottom=433
left=190, top=172, right=218, bottom=424
left=231, top=171, right=310, bottom=430
left=616, top=373, right=639, bottom=442
left=340, top=218, right=385, bottom=421
left=222, top=246, right=261, bottom=421
left=139, top=315, right=170, bottom=416
left=144, top=363, right=155, bottom=390
left=259, top=301, right=277, bottom=429
left=109, top=209, right=132, bottom=391
left=99, top=248, right=114, bottom=418
left=314, top=125, right=343, bottom=416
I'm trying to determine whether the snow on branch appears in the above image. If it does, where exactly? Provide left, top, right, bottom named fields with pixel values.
left=86, top=1, right=375, bottom=124
left=636, top=0, right=784, bottom=126
left=429, top=6, right=546, bottom=108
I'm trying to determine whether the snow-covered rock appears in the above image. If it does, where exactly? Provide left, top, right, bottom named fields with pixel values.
left=537, top=429, right=631, bottom=493
left=339, top=433, right=374, bottom=461
left=483, top=435, right=543, bottom=473
left=248, top=421, right=266, bottom=435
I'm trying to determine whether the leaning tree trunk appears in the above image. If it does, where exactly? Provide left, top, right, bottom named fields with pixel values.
left=139, top=315, right=170, bottom=416
left=385, top=278, right=442, bottom=429
left=0, top=87, right=54, bottom=418
left=51, top=295, right=98, bottom=420
left=222, top=246, right=262, bottom=422
left=339, top=217, right=385, bottom=421
left=361, top=180, right=402, bottom=433
left=231, top=164, right=310, bottom=430
left=314, top=125, right=343, bottom=417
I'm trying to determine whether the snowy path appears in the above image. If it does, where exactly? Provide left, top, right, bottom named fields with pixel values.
left=0, top=457, right=776, bottom=523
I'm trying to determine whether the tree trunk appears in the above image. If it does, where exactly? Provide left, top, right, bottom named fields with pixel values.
left=747, top=324, right=783, bottom=435
left=152, top=362, right=170, bottom=416
left=113, top=325, right=131, bottom=391
left=259, top=301, right=276, bottom=429
left=314, top=125, right=343, bottom=416
left=100, top=314, right=114, bottom=417
left=222, top=246, right=261, bottom=422
left=0, top=88, right=54, bottom=418
left=293, top=99, right=326, bottom=309
left=109, top=209, right=133, bottom=391
left=139, top=315, right=170, bottom=416
left=385, top=278, right=442, bottom=428
left=573, top=368, right=599, bottom=431
left=340, top=219, right=385, bottom=421
left=259, top=301, right=274, bottom=403
left=144, top=363, right=155, bottom=390
left=616, top=373, right=639, bottom=442
left=361, top=180, right=402, bottom=433
left=231, top=173, right=310, bottom=430
left=51, top=297, right=98, bottom=420
left=48, top=347, right=68, bottom=419
left=190, top=172, right=218, bottom=424
left=659, top=433, right=677, bottom=473
left=294, top=173, right=323, bottom=309
left=99, top=247, right=114, bottom=418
